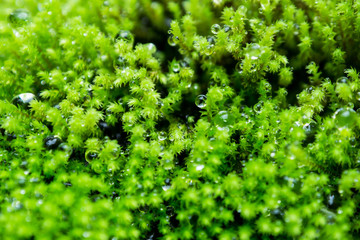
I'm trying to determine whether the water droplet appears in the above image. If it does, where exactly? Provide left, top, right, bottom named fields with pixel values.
left=196, top=164, right=204, bottom=171
left=162, top=185, right=171, bottom=191
left=59, top=143, right=73, bottom=157
left=8, top=9, right=30, bottom=26
left=253, top=103, right=263, bottom=114
left=207, top=36, right=216, bottom=45
left=115, top=56, right=127, bottom=69
left=333, top=108, right=357, bottom=127
left=12, top=93, right=35, bottom=108
left=158, top=131, right=167, bottom=141
left=214, top=111, right=235, bottom=127
left=235, top=62, right=243, bottom=74
left=172, top=62, right=181, bottom=73
left=44, top=136, right=62, bottom=150
left=168, top=35, right=176, bottom=46
left=336, top=76, right=348, bottom=84
left=224, top=25, right=231, bottom=33
left=211, top=24, right=221, bottom=34
left=85, top=151, right=99, bottom=162
left=195, top=95, right=207, bottom=108
left=147, top=43, right=156, bottom=53
left=114, top=30, right=133, bottom=42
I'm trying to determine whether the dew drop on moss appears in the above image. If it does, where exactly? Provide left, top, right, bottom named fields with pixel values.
left=8, top=9, right=30, bottom=26
left=168, top=35, right=176, bottom=46
left=85, top=151, right=99, bottom=162
left=336, top=76, right=348, bottom=84
left=211, top=24, right=221, bottom=34
left=158, top=131, right=167, bottom=141
left=59, top=143, right=73, bottom=157
left=147, top=43, right=156, bottom=53
left=195, top=95, right=207, bottom=108
left=214, top=111, right=235, bottom=127
left=333, top=108, right=357, bottom=127
left=114, top=30, right=133, bottom=42
left=356, top=92, right=360, bottom=101
left=44, top=136, right=62, bottom=150
left=12, top=93, right=35, bottom=108
left=224, top=25, right=231, bottom=33
left=172, top=62, right=181, bottom=73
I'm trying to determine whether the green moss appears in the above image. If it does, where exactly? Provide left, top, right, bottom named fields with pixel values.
left=1, top=0, right=360, bottom=239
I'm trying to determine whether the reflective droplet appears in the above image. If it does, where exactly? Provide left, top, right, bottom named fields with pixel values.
left=162, top=185, right=171, bottom=191
left=214, top=111, right=235, bottom=127
left=333, top=108, right=357, bottom=127
left=59, top=143, right=73, bottom=157
left=8, top=9, right=30, bottom=26
left=211, top=24, right=221, bottom=34
left=336, top=76, right=348, bottom=84
left=44, top=136, right=62, bottom=150
left=114, top=30, right=133, bottom=42
left=172, top=62, right=181, bottom=73
left=207, top=36, right=216, bottom=45
left=253, top=103, right=262, bottom=114
left=85, top=150, right=99, bottom=162
left=168, top=35, right=176, bottom=46
left=147, top=43, right=156, bottom=53
left=12, top=93, right=35, bottom=108
left=158, top=131, right=167, bottom=141
left=196, top=164, right=204, bottom=171
left=195, top=95, right=207, bottom=108
left=115, top=56, right=127, bottom=69
left=224, top=25, right=231, bottom=33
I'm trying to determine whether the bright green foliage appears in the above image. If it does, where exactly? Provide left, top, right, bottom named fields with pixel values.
left=1, top=0, right=360, bottom=239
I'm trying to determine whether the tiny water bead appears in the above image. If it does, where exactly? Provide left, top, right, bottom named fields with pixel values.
left=195, top=95, right=207, bottom=109
left=333, top=108, right=357, bottom=127
left=214, top=111, right=235, bottom=127
left=44, top=136, right=62, bottom=150
left=114, top=30, right=133, bottom=42
left=85, top=151, right=99, bottom=162
left=211, top=24, right=221, bottom=34
left=8, top=9, right=30, bottom=26
left=12, top=93, right=36, bottom=108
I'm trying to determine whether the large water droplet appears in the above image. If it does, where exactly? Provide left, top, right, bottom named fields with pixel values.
left=59, top=143, right=73, bottom=157
left=168, top=35, right=176, bottom=46
left=12, top=93, right=35, bottom=108
left=85, top=151, right=99, bottom=162
left=158, top=131, right=167, bottom=141
left=214, top=111, right=235, bottom=127
left=336, top=76, right=348, bottom=84
left=195, top=95, right=207, bottom=108
left=8, top=9, right=30, bottom=26
left=211, top=24, right=221, bottom=34
left=44, top=136, right=62, bottom=150
left=333, top=108, right=357, bottom=127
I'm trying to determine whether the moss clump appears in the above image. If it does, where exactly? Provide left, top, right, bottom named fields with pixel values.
left=1, top=0, right=360, bottom=239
